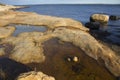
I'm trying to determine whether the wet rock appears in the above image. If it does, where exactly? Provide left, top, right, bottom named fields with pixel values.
left=85, top=22, right=101, bottom=30
left=17, top=71, right=55, bottom=80
left=109, top=15, right=120, bottom=21
left=0, top=58, right=31, bottom=80
left=90, top=14, right=109, bottom=25
left=0, top=26, right=15, bottom=38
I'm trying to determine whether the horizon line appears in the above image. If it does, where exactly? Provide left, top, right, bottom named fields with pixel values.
left=13, top=3, right=120, bottom=6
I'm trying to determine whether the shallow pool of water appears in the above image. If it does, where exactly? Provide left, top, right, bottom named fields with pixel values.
left=12, top=25, right=47, bottom=36
left=27, top=38, right=117, bottom=80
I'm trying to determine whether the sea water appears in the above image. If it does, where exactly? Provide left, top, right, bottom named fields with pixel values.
left=18, top=4, right=120, bottom=45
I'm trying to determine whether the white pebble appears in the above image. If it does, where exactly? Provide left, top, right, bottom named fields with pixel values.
left=67, top=58, right=71, bottom=62
left=73, top=56, right=78, bottom=62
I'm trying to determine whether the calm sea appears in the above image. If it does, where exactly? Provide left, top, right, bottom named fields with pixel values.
left=18, top=4, right=120, bottom=45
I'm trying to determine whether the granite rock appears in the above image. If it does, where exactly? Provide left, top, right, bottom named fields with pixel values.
left=17, top=71, right=55, bottom=80
left=0, top=26, right=15, bottom=38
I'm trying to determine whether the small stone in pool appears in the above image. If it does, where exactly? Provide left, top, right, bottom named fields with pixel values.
left=73, top=56, right=79, bottom=62
left=66, top=56, right=79, bottom=62
left=67, top=57, right=71, bottom=62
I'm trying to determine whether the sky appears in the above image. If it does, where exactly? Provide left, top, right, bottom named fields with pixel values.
left=0, top=0, right=120, bottom=5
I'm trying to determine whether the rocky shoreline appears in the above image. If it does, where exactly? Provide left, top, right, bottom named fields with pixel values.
left=0, top=4, right=120, bottom=80
left=0, top=4, right=25, bottom=12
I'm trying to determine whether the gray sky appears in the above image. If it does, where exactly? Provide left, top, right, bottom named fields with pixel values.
left=0, top=0, right=120, bottom=5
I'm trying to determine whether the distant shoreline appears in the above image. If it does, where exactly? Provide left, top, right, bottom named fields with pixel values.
left=14, top=4, right=120, bottom=6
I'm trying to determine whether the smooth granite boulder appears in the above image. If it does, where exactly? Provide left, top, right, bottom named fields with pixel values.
left=17, top=71, right=55, bottom=80
left=90, top=14, right=109, bottom=25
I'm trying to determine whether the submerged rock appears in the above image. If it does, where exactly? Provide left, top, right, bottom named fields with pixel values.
left=0, top=26, right=15, bottom=38
left=85, top=22, right=101, bottom=30
left=66, top=56, right=79, bottom=62
left=17, top=71, right=55, bottom=80
left=73, top=56, right=79, bottom=62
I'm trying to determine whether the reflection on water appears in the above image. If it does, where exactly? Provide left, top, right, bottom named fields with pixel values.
left=27, top=38, right=116, bottom=80
left=13, top=25, right=47, bottom=36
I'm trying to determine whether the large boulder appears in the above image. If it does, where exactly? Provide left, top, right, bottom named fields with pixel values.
left=0, top=26, right=15, bottom=38
left=90, top=14, right=109, bottom=25
left=17, top=71, right=55, bottom=80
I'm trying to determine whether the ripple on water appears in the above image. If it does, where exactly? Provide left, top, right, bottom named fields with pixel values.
left=12, top=25, right=47, bottom=36
left=107, top=25, right=120, bottom=45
